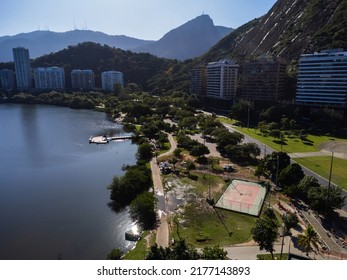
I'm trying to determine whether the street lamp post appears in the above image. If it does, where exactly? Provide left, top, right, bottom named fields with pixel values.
left=326, top=150, right=334, bottom=217
left=280, top=213, right=287, bottom=260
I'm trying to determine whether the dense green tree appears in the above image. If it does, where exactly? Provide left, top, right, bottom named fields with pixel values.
left=157, top=132, right=169, bottom=149
left=146, top=239, right=200, bottom=260
left=224, top=143, right=260, bottom=164
left=173, top=148, right=184, bottom=158
left=269, top=129, right=281, bottom=140
left=189, top=143, right=210, bottom=158
left=298, top=224, right=319, bottom=256
left=146, top=242, right=228, bottom=260
left=141, top=123, right=160, bottom=139
left=200, top=245, right=228, bottom=260
left=130, top=192, right=157, bottom=230
left=229, top=100, right=252, bottom=123
left=282, top=213, right=299, bottom=235
left=137, top=143, right=153, bottom=161
left=178, top=116, right=198, bottom=130
left=251, top=209, right=279, bottom=259
left=307, top=185, right=345, bottom=215
left=145, top=244, right=169, bottom=260
left=107, top=248, right=123, bottom=260
left=293, top=176, right=321, bottom=201
left=108, top=164, right=152, bottom=207
left=278, top=163, right=305, bottom=189
left=215, top=130, right=244, bottom=153
left=255, top=152, right=290, bottom=181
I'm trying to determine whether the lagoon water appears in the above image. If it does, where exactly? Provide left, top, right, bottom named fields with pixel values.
left=0, top=104, right=137, bottom=260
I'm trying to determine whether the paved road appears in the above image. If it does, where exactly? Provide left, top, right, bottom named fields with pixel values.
left=224, top=237, right=323, bottom=260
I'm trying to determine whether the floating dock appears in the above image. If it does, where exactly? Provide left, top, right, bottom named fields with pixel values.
left=89, top=135, right=133, bottom=144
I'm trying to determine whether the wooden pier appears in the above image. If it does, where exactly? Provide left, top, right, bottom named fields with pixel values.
left=89, top=135, right=133, bottom=144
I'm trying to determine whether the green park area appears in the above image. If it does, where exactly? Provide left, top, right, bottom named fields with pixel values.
left=295, top=156, right=347, bottom=191
left=217, top=118, right=347, bottom=190
left=235, top=126, right=345, bottom=153
left=165, top=172, right=258, bottom=247
left=171, top=202, right=257, bottom=247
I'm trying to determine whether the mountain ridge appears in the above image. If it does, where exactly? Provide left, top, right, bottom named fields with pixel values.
left=0, top=14, right=233, bottom=62
left=0, top=30, right=153, bottom=62
left=134, top=14, right=234, bottom=60
left=202, top=0, right=347, bottom=63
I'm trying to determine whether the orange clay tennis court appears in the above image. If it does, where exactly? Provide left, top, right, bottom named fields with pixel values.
left=214, top=179, right=267, bottom=216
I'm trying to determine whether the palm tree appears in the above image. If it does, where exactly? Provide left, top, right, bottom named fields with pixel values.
left=298, top=224, right=319, bottom=256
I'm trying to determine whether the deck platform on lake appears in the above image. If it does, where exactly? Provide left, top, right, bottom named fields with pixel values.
left=89, top=135, right=133, bottom=144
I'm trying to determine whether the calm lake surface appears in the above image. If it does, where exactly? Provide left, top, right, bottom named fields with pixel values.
left=0, top=104, right=137, bottom=260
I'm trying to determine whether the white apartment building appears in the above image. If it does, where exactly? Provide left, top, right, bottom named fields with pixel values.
left=34, top=67, right=65, bottom=90
left=101, top=71, right=124, bottom=92
left=206, top=59, right=239, bottom=100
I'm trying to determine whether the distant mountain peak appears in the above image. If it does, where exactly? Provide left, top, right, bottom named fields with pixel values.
left=134, top=15, right=233, bottom=60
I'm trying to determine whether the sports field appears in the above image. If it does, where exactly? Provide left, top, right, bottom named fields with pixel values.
left=215, top=179, right=267, bottom=216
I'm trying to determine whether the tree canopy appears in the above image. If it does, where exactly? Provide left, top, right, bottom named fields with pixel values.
left=145, top=239, right=227, bottom=260
left=251, top=208, right=279, bottom=259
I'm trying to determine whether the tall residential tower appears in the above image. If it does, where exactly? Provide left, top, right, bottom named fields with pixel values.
left=12, top=47, right=32, bottom=89
left=206, top=59, right=239, bottom=100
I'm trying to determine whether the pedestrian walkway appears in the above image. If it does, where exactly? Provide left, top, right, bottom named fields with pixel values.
left=150, top=133, right=177, bottom=248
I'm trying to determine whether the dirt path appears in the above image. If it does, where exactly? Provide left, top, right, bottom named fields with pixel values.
left=158, top=133, right=177, bottom=159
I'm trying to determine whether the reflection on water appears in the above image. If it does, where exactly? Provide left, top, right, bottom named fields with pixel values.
left=0, top=104, right=137, bottom=260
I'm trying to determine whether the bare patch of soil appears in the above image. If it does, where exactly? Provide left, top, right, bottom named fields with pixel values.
left=319, top=141, right=347, bottom=153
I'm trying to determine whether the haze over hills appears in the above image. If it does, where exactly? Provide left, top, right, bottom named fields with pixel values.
left=203, top=0, right=347, bottom=63
left=134, top=14, right=234, bottom=60
left=0, top=30, right=154, bottom=62
left=0, top=14, right=233, bottom=62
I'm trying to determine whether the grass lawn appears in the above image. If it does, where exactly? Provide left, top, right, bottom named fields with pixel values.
left=294, top=156, right=347, bottom=191
left=172, top=202, right=257, bottom=247
left=235, top=127, right=345, bottom=153
left=166, top=171, right=257, bottom=247
left=217, top=117, right=347, bottom=153
left=123, top=231, right=153, bottom=260
left=158, top=141, right=171, bottom=155
left=257, top=253, right=289, bottom=260
left=217, top=116, right=238, bottom=125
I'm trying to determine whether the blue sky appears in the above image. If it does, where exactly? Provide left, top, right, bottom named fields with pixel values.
left=0, top=0, right=277, bottom=40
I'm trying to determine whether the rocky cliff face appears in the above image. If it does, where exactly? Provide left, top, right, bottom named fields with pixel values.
left=204, top=0, right=347, bottom=62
